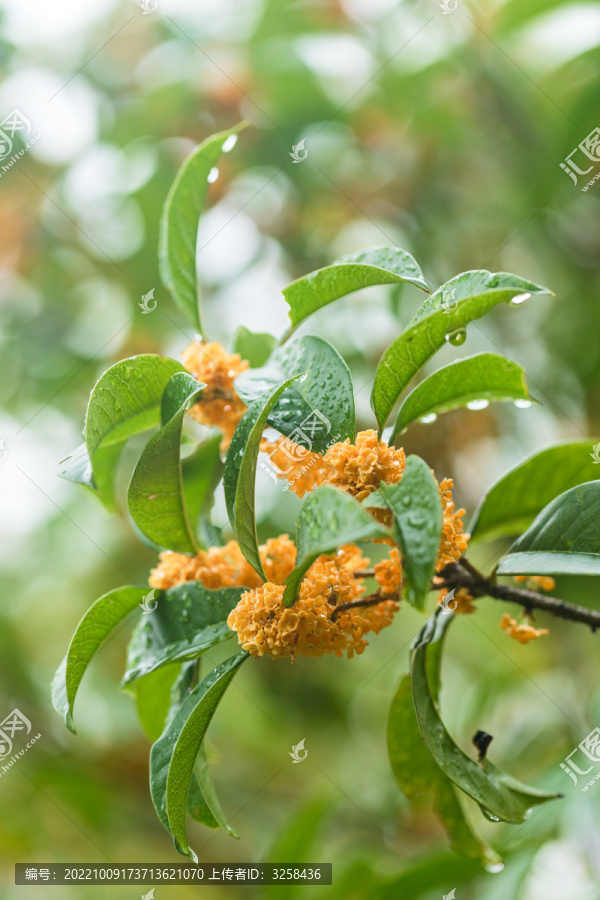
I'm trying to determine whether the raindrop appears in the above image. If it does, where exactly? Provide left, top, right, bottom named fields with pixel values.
left=445, top=328, right=467, bottom=346
left=400, top=494, right=412, bottom=507
left=222, top=134, right=238, bottom=152
left=467, top=399, right=489, bottom=411
left=297, top=373, right=308, bottom=382
left=419, top=413, right=438, bottom=424
left=207, top=167, right=219, bottom=183
left=510, top=292, right=531, bottom=306
left=485, top=861, right=505, bottom=874
left=514, top=399, right=532, bottom=409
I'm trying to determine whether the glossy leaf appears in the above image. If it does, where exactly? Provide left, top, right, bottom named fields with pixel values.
left=282, top=245, right=430, bottom=332
left=159, top=122, right=247, bottom=333
left=388, top=646, right=499, bottom=864
left=181, top=435, right=223, bottom=548
left=392, top=353, right=533, bottom=439
left=224, top=374, right=303, bottom=578
left=378, top=456, right=442, bottom=610
left=70, top=355, right=184, bottom=508
left=149, top=652, right=248, bottom=858
left=128, top=372, right=205, bottom=553
left=234, top=335, right=355, bottom=452
left=233, top=325, right=277, bottom=368
left=469, top=442, right=600, bottom=543
left=372, top=270, right=551, bottom=430
left=283, top=486, right=389, bottom=607
left=52, top=586, right=149, bottom=733
left=411, top=615, right=561, bottom=823
left=135, top=664, right=181, bottom=742
left=123, top=584, right=242, bottom=683
left=497, top=481, right=600, bottom=576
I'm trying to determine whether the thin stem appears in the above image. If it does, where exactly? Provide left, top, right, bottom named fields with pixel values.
left=330, top=592, right=397, bottom=621
left=438, top=559, right=600, bottom=632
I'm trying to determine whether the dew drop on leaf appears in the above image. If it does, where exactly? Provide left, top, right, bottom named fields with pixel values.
left=466, top=399, right=489, bottom=410
left=207, top=167, right=219, bottom=183
left=445, top=329, right=467, bottom=346
left=419, top=413, right=438, bottom=424
left=514, top=399, right=532, bottom=408
left=222, top=134, right=238, bottom=152
left=510, top=292, right=531, bottom=305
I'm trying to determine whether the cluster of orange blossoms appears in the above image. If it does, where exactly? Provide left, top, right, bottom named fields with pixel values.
left=164, top=340, right=553, bottom=658
left=500, top=613, right=549, bottom=644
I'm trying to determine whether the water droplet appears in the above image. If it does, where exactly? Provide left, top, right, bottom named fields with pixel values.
left=445, top=328, right=467, bottom=346
left=222, top=134, right=238, bottom=152
left=485, top=861, right=504, bottom=874
left=514, top=399, right=532, bottom=409
left=510, top=292, right=531, bottom=305
left=419, top=413, right=438, bottom=424
left=207, top=167, right=219, bottom=183
left=467, top=399, right=489, bottom=411
left=297, top=373, right=308, bottom=382
left=400, top=494, right=412, bottom=507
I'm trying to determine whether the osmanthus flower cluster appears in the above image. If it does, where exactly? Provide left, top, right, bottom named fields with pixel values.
left=54, top=124, right=600, bottom=867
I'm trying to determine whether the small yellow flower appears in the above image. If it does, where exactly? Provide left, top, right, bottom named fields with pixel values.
left=322, top=429, right=406, bottom=501
left=182, top=341, right=248, bottom=448
left=514, top=575, right=556, bottom=592
left=500, top=613, right=549, bottom=644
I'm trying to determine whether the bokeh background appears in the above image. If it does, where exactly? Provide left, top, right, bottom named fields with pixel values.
left=2, top=0, right=600, bottom=897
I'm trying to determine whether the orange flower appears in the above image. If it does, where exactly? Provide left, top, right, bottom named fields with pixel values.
left=436, top=587, right=476, bottom=615
left=227, top=551, right=398, bottom=660
left=374, top=548, right=403, bottom=595
left=514, top=575, right=556, bottom=592
left=322, top=429, right=406, bottom=501
left=436, top=477, right=469, bottom=571
left=500, top=613, right=549, bottom=644
left=182, top=341, right=248, bottom=448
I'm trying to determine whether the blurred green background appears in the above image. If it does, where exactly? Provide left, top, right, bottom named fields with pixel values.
left=2, top=0, right=600, bottom=897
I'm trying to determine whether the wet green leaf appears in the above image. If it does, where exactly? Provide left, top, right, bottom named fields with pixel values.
left=233, top=325, right=277, bottom=368
left=372, top=270, right=551, bottom=430
left=497, top=481, right=600, bottom=576
left=470, top=442, right=600, bottom=543
left=128, top=372, right=205, bottom=553
left=159, top=122, right=247, bottom=333
left=283, top=245, right=429, bottom=332
left=392, top=353, right=533, bottom=439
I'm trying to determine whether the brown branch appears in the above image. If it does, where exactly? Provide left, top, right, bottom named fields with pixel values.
left=352, top=568, right=375, bottom=578
left=330, top=591, right=397, bottom=621
left=438, top=559, right=600, bottom=632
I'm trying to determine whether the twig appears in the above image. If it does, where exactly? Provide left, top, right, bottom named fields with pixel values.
left=437, top=559, right=600, bottom=632
left=330, top=592, right=397, bottom=621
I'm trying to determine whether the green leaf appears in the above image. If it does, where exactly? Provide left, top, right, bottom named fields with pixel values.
left=127, top=372, right=205, bottom=553
left=372, top=270, right=552, bottom=430
left=135, top=664, right=181, bottom=742
left=469, top=442, right=600, bottom=544
left=189, top=745, right=238, bottom=837
left=149, top=652, right=248, bottom=859
left=283, top=486, right=389, bottom=607
left=52, top=585, right=149, bottom=733
left=377, top=456, right=442, bottom=610
left=233, top=325, right=277, bottom=368
left=224, top=374, right=304, bottom=578
left=123, top=584, right=242, bottom=684
left=392, top=353, right=533, bottom=439
left=282, top=245, right=430, bottom=333
left=159, top=122, right=247, bottom=333
left=388, top=669, right=499, bottom=864
left=411, top=615, right=561, bottom=823
left=181, top=435, right=223, bottom=548
left=497, top=481, right=600, bottom=576
left=235, top=336, right=355, bottom=452
left=74, top=355, right=184, bottom=509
